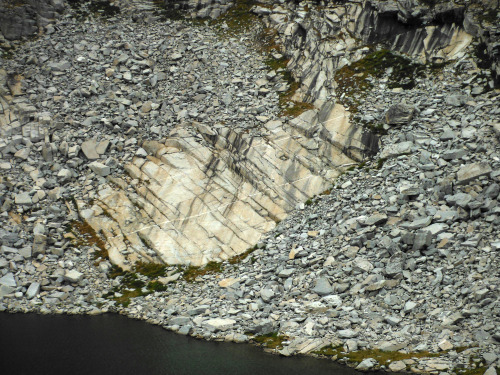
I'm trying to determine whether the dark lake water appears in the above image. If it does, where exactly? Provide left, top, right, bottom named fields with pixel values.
left=0, top=312, right=366, bottom=375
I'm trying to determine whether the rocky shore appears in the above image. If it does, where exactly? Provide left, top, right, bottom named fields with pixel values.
left=1, top=0, right=500, bottom=373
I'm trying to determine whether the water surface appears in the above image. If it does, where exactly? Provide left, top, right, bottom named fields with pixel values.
left=0, top=312, right=364, bottom=375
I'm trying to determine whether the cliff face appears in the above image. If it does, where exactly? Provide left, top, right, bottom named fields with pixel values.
left=256, top=0, right=496, bottom=109
left=0, top=0, right=65, bottom=41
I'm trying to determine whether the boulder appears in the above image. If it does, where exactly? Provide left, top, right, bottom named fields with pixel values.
left=311, top=277, right=333, bottom=296
left=385, top=104, right=416, bottom=125
left=457, top=162, right=492, bottom=185
left=202, top=318, right=236, bottom=332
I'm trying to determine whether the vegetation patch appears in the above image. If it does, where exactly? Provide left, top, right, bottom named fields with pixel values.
left=135, top=261, right=167, bottom=278
left=216, top=0, right=260, bottom=36
left=376, top=157, right=387, bottom=170
left=314, top=345, right=448, bottom=367
left=335, top=49, right=445, bottom=113
left=0, top=46, right=15, bottom=60
left=67, top=0, right=120, bottom=20
left=146, top=280, right=169, bottom=292
left=3, top=0, right=28, bottom=8
left=68, top=220, right=108, bottom=260
left=152, top=0, right=313, bottom=117
left=104, top=262, right=170, bottom=306
left=454, top=367, right=500, bottom=375
left=252, top=332, right=288, bottom=350
left=183, top=261, right=224, bottom=282
left=361, top=121, right=387, bottom=136
left=228, top=245, right=258, bottom=264
left=262, top=45, right=315, bottom=117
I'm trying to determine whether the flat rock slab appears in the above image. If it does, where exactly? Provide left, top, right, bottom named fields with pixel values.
left=80, top=105, right=365, bottom=267
left=81, top=139, right=99, bottom=160
left=457, top=162, right=492, bottom=185
left=202, top=318, right=236, bottom=332
left=0, top=272, right=17, bottom=287
left=380, top=141, right=413, bottom=159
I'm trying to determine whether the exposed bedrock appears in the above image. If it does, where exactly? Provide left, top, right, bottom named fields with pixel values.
left=259, top=0, right=477, bottom=105
left=80, top=104, right=377, bottom=267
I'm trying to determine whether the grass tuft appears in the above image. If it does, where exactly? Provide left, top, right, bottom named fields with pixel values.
left=183, top=261, right=224, bottom=282
left=253, top=332, right=288, bottom=349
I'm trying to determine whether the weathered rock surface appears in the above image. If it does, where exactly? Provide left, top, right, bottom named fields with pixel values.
left=81, top=104, right=373, bottom=266
left=1, top=1, right=499, bottom=374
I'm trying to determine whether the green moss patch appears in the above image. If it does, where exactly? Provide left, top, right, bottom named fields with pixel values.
left=68, top=220, right=108, bottom=260
left=135, top=261, right=167, bottom=278
left=105, top=262, right=169, bottom=306
left=253, top=332, right=288, bottom=350
left=228, top=245, right=258, bottom=265
left=335, top=49, right=442, bottom=113
left=314, top=345, right=446, bottom=367
left=183, top=261, right=224, bottom=282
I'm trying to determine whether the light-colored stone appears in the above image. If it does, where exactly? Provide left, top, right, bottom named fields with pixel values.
left=64, top=270, right=83, bottom=283
left=457, top=162, right=492, bottom=185
left=26, top=282, right=40, bottom=299
left=0, top=272, right=17, bottom=287
left=89, top=161, right=110, bottom=177
left=202, top=318, right=236, bottom=332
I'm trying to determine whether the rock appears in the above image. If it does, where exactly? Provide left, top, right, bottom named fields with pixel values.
left=187, top=305, right=209, bottom=316
left=311, top=278, right=334, bottom=296
left=260, top=288, right=275, bottom=302
left=0, top=285, right=15, bottom=297
left=385, top=252, right=405, bottom=277
left=202, top=318, right=236, bottom=332
left=278, top=268, right=295, bottom=278
left=363, top=213, right=388, bottom=226
left=413, top=231, right=433, bottom=251
left=445, top=94, right=469, bottom=107
left=14, top=147, right=30, bottom=160
left=380, top=141, right=413, bottom=159
left=81, top=140, right=100, bottom=160
left=404, top=301, right=418, bottom=312
left=64, top=270, right=83, bottom=283
left=88, top=161, right=110, bottom=177
left=0, top=272, right=16, bottom=287
left=26, top=282, right=40, bottom=299
left=15, top=192, right=32, bottom=206
left=457, top=162, right=492, bottom=185
left=219, top=278, right=239, bottom=288
left=353, top=257, right=373, bottom=273
left=169, top=317, right=190, bottom=326
left=385, top=104, right=416, bottom=125
left=338, top=329, right=359, bottom=338
left=492, top=123, right=500, bottom=139
left=482, top=353, right=497, bottom=365
left=248, top=319, right=274, bottom=335
left=484, top=367, right=497, bottom=375
left=385, top=315, right=402, bottom=326
left=389, top=361, right=407, bottom=372
left=403, top=216, right=432, bottom=230
left=32, top=234, right=46, bottom=256
left=356, top=358, right=377, bottom=370
left=438, top=339, right=453, bottom=351
left=442, top=148, right=467, bottom=161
